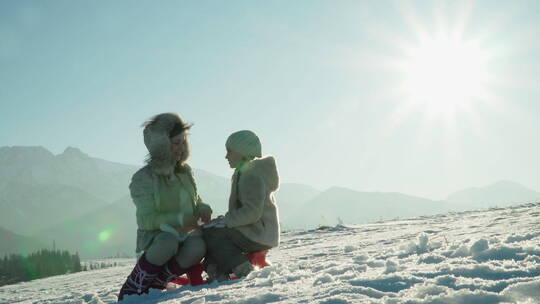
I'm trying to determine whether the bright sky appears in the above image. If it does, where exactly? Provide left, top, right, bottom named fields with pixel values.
left=1, top=1, right=539, bottom=200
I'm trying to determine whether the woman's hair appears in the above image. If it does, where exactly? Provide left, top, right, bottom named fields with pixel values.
left=142, top=113, right=193, bottom=174
left=142, top=113, right=192, bottom=137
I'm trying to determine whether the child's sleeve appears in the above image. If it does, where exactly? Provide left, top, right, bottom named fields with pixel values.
left=224, top=173, right=266, bottom=227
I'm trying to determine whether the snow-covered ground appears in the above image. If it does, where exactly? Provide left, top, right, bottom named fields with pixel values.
left=2, top=203, right=540, bottom=304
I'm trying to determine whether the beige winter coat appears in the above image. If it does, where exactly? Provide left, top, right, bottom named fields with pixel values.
left=224, top=156, right=280, bottom=248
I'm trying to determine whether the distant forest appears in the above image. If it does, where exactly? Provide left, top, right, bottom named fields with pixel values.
left=0, top=249, right=82, bottom=286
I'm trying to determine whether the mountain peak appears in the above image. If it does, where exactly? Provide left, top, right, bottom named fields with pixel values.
left=59, top=146, right=88, bottom=158
left=326, top=186, right=354, bottom=193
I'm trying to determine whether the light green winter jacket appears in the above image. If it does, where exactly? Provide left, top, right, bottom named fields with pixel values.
left=130, top=164, right=211, bottom=253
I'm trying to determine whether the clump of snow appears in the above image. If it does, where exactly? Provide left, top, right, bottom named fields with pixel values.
left=417, top=254, right=445, bottom=264
left=366, top=259, right=385, bottom=268
left=313, top=274, right=334, bottom=285
left=401, top=282, right=448, bottom=299
left=352, top=253, right=369, bottom=264
left=384, top=259, right=401, bottom=273
left=450, top=244, right=470, bottom=258
left=398, top=233, right=440, bottom=257
left=470, top=239, right=489, bottom=255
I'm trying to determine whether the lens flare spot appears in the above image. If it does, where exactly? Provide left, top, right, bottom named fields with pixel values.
left=98, top=230, right=112, bottom=242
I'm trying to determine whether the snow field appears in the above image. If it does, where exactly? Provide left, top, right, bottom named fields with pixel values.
left=1, top=203, right=540, bottom=303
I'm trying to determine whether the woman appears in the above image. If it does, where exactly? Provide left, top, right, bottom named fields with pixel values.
left=203, top=130, right=280, bottom=281
left=118, top=113, right=212, bottom=301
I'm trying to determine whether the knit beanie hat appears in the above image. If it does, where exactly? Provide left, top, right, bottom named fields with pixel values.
left=226, top=130, right=262, bottom=158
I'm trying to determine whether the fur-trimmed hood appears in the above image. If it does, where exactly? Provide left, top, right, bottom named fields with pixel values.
left=241, top=155, right=279, bottom=192
left=143, top=113, right=189, bottom=176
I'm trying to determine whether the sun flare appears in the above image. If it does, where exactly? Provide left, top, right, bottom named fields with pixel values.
left=400, top=36, right=490, bottom=117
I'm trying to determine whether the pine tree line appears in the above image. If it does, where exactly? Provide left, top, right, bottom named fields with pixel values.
left=0, top=249, right=82, bottom=286
left=82, top=261, right=119, bottom=271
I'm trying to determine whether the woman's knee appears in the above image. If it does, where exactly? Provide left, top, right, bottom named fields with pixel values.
left=176, top=236, right=206, bottom=268
left=151, top=232, right=179, bottom=254
left=144, top=232, right=179, bottom=265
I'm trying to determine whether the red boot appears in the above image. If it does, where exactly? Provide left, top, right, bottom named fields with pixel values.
left=186, top=262, right=206, bottom=286
left=170, top=262, right=207, bottom=286
left=248, top=250, right=271, bottom=268
left=117, top=255, right=162, bottom=301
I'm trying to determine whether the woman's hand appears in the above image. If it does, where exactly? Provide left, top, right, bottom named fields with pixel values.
left=181, top=214, right=200, bottom=233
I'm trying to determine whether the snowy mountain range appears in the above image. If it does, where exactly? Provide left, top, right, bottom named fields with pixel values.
left=0, top=146, right=137, bottom=202
left=1, top=146, right=539, bottom=259
left=284, top=187, right=446, bottom=229
left=446, top=180, right=540, bottom=209
left=0, top=146, right=135, bottom=236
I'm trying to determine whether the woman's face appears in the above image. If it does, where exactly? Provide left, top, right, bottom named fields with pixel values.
left=225, top=147, right=244, bottom=169
left=170, top=132, right=188, bottom=162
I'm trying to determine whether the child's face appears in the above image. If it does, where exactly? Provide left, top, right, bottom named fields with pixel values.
left=225, top=147, right=244, bottom=169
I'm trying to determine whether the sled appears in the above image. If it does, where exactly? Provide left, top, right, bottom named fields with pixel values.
left=171, top=250, right=271, bottom=286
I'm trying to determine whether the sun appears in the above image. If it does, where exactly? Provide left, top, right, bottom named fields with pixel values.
left=399, top=35, right=490, bottom=118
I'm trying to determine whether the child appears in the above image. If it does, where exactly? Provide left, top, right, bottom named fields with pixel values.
left=203, top=130, right=280, bottom=281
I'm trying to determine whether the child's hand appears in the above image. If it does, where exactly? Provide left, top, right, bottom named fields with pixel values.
left=203, top=216, right=225, bottom=228
left=197, top=205, right=213, bottom=224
